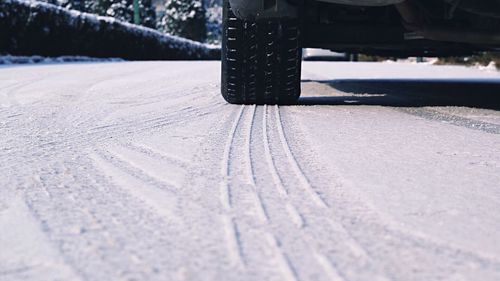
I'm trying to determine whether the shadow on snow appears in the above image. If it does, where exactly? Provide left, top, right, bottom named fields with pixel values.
left=299, top=79, right=500, bottom=110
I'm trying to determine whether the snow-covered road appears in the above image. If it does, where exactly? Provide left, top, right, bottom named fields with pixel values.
left=1, top=61, right=500, bottom=281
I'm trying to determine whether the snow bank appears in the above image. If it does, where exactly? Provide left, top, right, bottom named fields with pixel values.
left=0, top=0, right=221, bottom=60
left=0, top=55, right=124, bottom=65
left=476, top=61, right=498, bottom=72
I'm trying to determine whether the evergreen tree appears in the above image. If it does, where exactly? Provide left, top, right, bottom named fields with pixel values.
left=40, top=0, right=102, bottom=14
left=159, top=0, right=207, bottom=42
left=106, top=0, right=156, bottom=28
left=204, top=0, right=222, bottom=44
left=38, top=0, right=156, bottom=28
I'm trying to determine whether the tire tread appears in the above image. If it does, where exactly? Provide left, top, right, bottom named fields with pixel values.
left=221, top=0, right=301, bottom=105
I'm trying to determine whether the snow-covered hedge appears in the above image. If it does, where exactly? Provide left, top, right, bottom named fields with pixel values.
left=0, top=0, right=221, bottom=60
left=0, top=55, right=124, bottom=65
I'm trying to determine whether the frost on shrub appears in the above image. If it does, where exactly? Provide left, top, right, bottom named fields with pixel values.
left=0, top=0, right=220, bottom=60
left=37, top=0, right=157, bottom=28
left=158, top=0, right=207, bottom=42
left=204, top=0, right=222, bottom=44
left=105, top=0, right=156, bottom=28
left=34, top=0, right=223, bottom=43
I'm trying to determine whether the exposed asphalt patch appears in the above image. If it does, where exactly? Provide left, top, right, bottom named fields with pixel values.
left=399, top=108, right=500, bottom=135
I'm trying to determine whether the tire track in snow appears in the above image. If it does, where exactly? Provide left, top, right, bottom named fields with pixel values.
left=4, top=101, right=223, bottom=161
left=317, top=184, right=495, bottom=281
left=223, top=105, right=309, bottom=278
left=106, top=144, right=182, bottom=189
left=87, top=102, right=222, bottom=136
left=265, top=233, right=299, bottom=281
left=222, top=216, right=245, bottom=268
left=280, top=107, right=396, bottom=281
left=220, top=105, right=245, bottom=210
left=270, top=106, right=394, bottom=281
left=95, top=149, right=179, bottom=194
left=224, top=105, right=312, bottom=279
left=314, top=253, right=346, bottom=281
left=24, top=164, right=132, bottom=280
left=89, top=153, right=181, bottom=224
left=262, top=105, right=304, bottom=229
left=52, top=64, right=176, bottom=132
left=323, top=179, right=500, bottom=276
left=266, top=106, right=347, bottom=279
left=262, top=105, right=288, bottom=197
left=122, top=85, right=213, bottom=108
left=121, top=142, right=191, bottom=170
left=4, top=62, right=500, bottom=280
left=1, top=66, right=223, bottom=162
left=284, top=203, right=305, bottom=229
left=246, top=105, right=258, bottom=187
left=0, top=77, right=57, bottom=107
left=245, top=105, right=269, bottom=224
left=273, top=105, right=328, bottom=209
left=17, top=181, right=86, bottom=281
left=220, top=105, right=245, bottom=268
left=1, top=67, right=202, bottom=159
left=23, top=156, right=204, bottom=280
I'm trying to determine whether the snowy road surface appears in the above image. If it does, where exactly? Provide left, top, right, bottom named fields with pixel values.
left=1, top=61, right=500, bottom=281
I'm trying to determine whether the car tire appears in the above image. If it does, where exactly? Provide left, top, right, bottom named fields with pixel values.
left=221, top=0, right=302, bottom=105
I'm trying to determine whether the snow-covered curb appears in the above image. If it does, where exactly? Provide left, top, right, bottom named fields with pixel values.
left=383, top=57, right=499, bottom=72
left=0, top=55, right=124, bottom=65
left=475, top=61, right=498, bottom=72
left=0, top=0, right=221, bottom=60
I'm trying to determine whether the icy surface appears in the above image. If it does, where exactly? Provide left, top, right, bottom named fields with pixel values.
left=1, top=61, right=500, bottom=281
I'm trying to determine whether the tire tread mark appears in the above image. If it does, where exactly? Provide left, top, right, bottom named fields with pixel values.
left=95, top=149, right=178, bottom=194
left=123, top=142, right=191, bottom=169
left=220, top=105, right=246, bottom=268
left=265, top=233, right=299, bottom=281
left=220, top=105, right=245, bottom=210
left=246, top=105, right=258, bottom=186
left=222, top=216, right=245, bottom=268
left=89, top=153, right=182, bottom=224
left=262, top=105, right=288, bottom=197
left=274, top=105, right=328, bottom=208
left=105, top=145, right=181, bottom=189
left=285, top=203, right=304, bottom=229
left=246, top=105, right=269, bottom=223
left=314, top=252, right=346, bottom=281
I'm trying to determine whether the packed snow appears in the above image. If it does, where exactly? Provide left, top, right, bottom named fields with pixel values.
left=1, top=61, right=500, bottom=281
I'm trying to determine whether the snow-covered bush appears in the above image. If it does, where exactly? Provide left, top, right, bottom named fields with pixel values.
left=158, top=0, right=207, bottom=42
left=0, top=55, right=124, bottom=64
left=204, top=0, right=222, bottom=44
left=105, top=0, right=156, bottom=28
left=35, top=0, right=223, bottom=43
left=37, top=0, right=157, bottom=28
left=0, top=0, right=220, bottom=60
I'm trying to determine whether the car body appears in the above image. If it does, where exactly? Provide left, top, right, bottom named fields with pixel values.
left=230, top=0, right=500, bottom=57
left=221, top=0, right=500, bottom=104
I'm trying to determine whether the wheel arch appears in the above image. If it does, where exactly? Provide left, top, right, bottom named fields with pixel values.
left=228, top=0, right=301, bottom=20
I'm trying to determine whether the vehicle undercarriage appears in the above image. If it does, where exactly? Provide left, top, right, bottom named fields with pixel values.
left=221, top=0, right=500, bottom=104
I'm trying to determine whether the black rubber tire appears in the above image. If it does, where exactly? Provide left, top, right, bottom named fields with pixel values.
left=221, top=0, right=302, bottom=105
